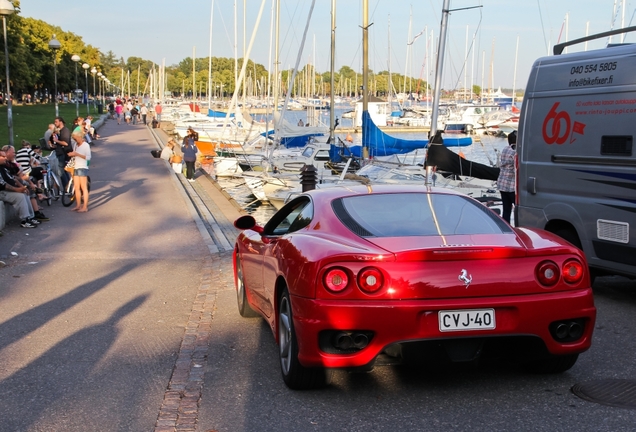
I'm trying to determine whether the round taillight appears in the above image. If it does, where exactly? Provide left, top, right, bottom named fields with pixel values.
left=562, top=259, right=584, bottom=284
left=357, top=267, right=384, bottom=293
left=537, top=261, right=559, bottom=286
left=324, top=268, right=349, bottom=293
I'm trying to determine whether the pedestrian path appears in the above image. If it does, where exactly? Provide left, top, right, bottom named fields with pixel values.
left=0, top=117, right=227, bottom=431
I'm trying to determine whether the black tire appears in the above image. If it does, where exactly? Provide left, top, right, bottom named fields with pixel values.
left=278, top=287, right=331, bottom=390
left=235, top=253, right=259, bottom=318
left=51, top=181, right=61, bottom=201
left=61, top=183, right=74, bottom=207
left=553, top=228, right=582, bottom=250
left=524, top=353, right=579, bottom=374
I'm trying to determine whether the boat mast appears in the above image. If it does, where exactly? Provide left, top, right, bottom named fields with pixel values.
left=512, top=35, right=519, bottom=106
left=273, top=0, right=280, bottom=111
left=429, top=0, right=451, bottom=136
left=329, top=0, right=336, bottom=144
left=362, top=0, right=369, bottom=159
left=208, top=0, right=214, bottom=108
left=388, top=15, right=391, bottom=108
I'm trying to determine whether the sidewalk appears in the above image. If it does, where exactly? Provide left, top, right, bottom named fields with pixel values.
left=0, top=117, right=218, bottom=430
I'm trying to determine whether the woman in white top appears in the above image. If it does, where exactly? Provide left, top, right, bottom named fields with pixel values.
left=68, top=131, right=91, bottom=212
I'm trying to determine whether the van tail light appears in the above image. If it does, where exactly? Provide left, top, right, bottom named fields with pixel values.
left=536, top=261, right=559, bottom=286
left=562, top=259, right=584, bottom=284
left=357, top=267, right=384, bottom=293
left=324, top=268, right=349, bottom=293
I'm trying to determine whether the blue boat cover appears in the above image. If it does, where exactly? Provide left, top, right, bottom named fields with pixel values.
left=208, top=109, right=234, bottom=118
left=360, top=111, right=471, bottom=157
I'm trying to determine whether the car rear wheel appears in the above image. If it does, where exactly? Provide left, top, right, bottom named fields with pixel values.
left=278, top=287, right=331, bottom=390
left=525, top=353, right=579, bottom=374
left=235, top=253, right=259, bottom=318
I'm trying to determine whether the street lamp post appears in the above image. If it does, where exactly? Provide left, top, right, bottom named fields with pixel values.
left=91, top=67, right=97, bottom=111
left=48, top=35, right=61, bottom=117
left=97, top=72, right=102, bottom=105
left=71, top=54, right=80, bottom=117
left=82, top=63, right=89, bottom=115
left=0, top=0, right=15, bottom=147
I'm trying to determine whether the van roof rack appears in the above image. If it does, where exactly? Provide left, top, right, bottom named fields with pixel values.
left=553, top=26, right=636, bottom=55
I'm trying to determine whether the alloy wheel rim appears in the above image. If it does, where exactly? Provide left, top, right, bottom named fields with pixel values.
left=236, top=257, right=245, bottom=308
left=279, top=296, right=292, bottom=374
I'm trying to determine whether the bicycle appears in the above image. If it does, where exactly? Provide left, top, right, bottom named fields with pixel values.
left=39, top=158, right=63, bottom=206
left=61, top=170, right=91, bottom=207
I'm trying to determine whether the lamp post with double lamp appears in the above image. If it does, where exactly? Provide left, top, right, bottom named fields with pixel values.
left=71, top=54, right=80, bottom=117
left=0, top=0, right=15, bottom=147
left=48, top=35, right=61, bottom=117
left=82, top=63, right=89, bottom=115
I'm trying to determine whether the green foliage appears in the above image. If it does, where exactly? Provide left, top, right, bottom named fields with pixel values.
left=0, top=5, right=427, bottom=101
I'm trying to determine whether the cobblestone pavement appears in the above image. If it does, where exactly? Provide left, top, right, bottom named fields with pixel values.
left=155, top=253, right=234, bottom=432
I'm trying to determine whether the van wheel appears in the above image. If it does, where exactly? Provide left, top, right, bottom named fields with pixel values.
left=553, top=228, right=582, bottom=250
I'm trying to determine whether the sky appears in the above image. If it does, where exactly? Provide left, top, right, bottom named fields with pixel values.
left=19, top=0, right=635, bottom=92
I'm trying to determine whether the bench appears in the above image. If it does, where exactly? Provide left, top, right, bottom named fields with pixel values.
left=0, top=200, right=17, bottom=231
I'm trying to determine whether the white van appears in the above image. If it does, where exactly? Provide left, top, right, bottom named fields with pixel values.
left=517, top=28, right=636, bottom=279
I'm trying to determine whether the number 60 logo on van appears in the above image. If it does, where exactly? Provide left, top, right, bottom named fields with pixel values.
left=542, top=102, right=586, bottom=144
left=542, top=102, right=571, bottom=144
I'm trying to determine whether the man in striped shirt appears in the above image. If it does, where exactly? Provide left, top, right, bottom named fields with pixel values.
left=15, top=140, right=35, bottom=175
left=15, top=140, right=45, bottom=191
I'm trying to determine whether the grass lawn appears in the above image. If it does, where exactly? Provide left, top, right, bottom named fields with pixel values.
left=0, top=103, right=102, bottom=147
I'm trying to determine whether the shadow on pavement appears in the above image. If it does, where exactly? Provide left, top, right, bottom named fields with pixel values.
left=0, top=295, right=147, bottom=431
left=0, top=262, right=140, bottom=352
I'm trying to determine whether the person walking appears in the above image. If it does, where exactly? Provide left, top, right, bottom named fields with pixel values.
left=497, top=130, right=517, bottom=225
left=154, top=102, right=162, bottom=125
left=181, top=134, right=198, bottom=182
left=68, top=131, right=91, bottom=212
left=115, top=102, right=123, bottom=125
left=140, top=104, right=149, bottom=125
left=131, top=104, right=139, bottom=125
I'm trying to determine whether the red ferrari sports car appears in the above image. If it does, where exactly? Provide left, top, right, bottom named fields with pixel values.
left=233, top=185, right=596, bottom=390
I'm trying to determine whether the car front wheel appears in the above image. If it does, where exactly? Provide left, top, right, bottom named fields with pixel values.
left=278, top=287, right=330, bottom=390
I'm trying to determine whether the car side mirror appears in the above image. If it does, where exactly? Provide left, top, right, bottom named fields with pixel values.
left=234, top=215, right=264, bottom=234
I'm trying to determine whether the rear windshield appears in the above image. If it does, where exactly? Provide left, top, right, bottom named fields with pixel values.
left=333, top=193, right=511, bottom=237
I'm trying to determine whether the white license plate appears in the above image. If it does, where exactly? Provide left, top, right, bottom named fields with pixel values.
left=438, top=309, right=496, bottom=332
